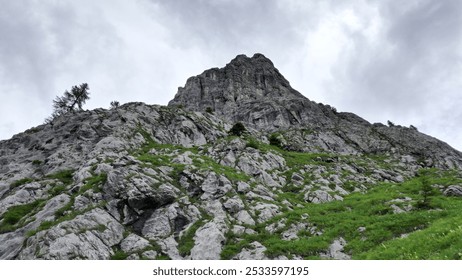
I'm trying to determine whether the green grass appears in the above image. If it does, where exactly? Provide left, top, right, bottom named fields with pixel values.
left=46, top=169, right=75, bottom=185
left=0, top=200, right=44, bottom=233
left=48, top=185, right=67, bottom=196
left=178, top=220, right=205, bottom=257
left=219, top=168, right=462, bottom=260
left=10, top=178, right=34, bottom=188
left=110, top=250, right=129, bottom=260
left=79, top=173, right=108, bottom=194
left=192, top=156, right=250, bottom=182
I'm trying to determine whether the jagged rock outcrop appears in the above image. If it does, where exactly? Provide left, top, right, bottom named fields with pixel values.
left=169, top=54, right=462, bottom=168
left=1, top=53, right=462, bottom=260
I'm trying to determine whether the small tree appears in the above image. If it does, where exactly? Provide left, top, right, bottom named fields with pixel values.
left=110, top=100, right=120, bottom=109
left=46, top=83, right=90, bottom=123
left=387, top=120, right=395, bottom=127
left=416, top=173, right=437, bottom=209
left=228, top=122, right=246, bottom=136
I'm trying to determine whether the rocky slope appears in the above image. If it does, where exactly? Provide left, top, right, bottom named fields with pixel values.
left=1, top=54, right=462, bottom=260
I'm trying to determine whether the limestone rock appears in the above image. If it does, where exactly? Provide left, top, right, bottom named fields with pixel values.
left=234, top=241, right=268, bottom=260
left=443, top=185, right=462, bottom=197
left=190, top=221, right=226, bottom=260
left=121, top=234, right=150, bottom=253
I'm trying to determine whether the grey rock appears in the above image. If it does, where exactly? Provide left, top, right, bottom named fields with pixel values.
left=237, top=181, right=251, bottom=193
left=236, top=210, right=255, bottom=226
left=232, top=225, right=246, bottom=235
left=200, top=172, right=232, bottom=200
left=142, top=250, right=158, bottom=259
left=234, top=241, right=268, bottom=260
left=443, top=185, right=462, bottom=196
left=223, top=197, right=245, bottom=214
left=265, top=218, right=287, bottom=234
left=320, top=237, right=351, bottom=260
left=282, top=223, right=307, bottom=241
left=190, top=221, right=226, bottom=260
left=121, top=234, right=150, bottom=253
left=158, top=236, right=182, bottom=260
left=0, top=231, right=25, bottom=259
left=305, top=190, right=335, bottom=204
left=253, top=203, right=280, bottom=223
left=142, top=208, right=172, bottom=239
left=19, top=208, right=124, bottom=259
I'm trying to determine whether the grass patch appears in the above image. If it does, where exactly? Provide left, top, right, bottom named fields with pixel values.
left=46, top=169, right=75, bottom=185
left=110, top=250, right=129, bottom=260
left=253, top=169, right=462, bottom=259
left=48, top=185, right=67, bottom=196
left=79, top=173, right=108, bottom=194
left=0, top=200, right=44, bottom=233
left=192, top=156, right=250, bottom=182
left=178, top=220, right=205, bottom=257
left=10, top=178, right=34, bottom=188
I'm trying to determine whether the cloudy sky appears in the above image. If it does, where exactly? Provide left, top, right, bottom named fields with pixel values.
left=1, top=0, right=461, bottom=150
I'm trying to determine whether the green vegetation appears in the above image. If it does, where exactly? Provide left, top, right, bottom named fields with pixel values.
left=268, top=133, right=283, bottom=148
left=228, top=122, right=246, bottom=136
left=27, top=172, right=107, bottom=238
left=246, top=137, right=260, bottom=149
left=0, top=200, right=45, bottom=233
left=205, top=107, right=214, bottom=114
left=32, top=160, right=42, bottom=165
left=178, top=220, right=205, bottom=256
left=220, top=168, right=462, bottom=259
left=79, top=173, right=107, bottom=194
left=110, top=250, right=129, bottom=260
left=46, top=83, right=90, bottom=123
left=48, top=185, right=67, bottom=196
left=10, top=178, right=34, bottom=188
left=46, top=169, right=75, bottom=185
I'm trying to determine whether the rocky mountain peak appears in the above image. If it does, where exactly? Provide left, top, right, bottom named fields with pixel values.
left=168, top=53, right=308, bottom=128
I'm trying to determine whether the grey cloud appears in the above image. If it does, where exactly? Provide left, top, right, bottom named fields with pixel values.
left=334, top=0, right=462, bottom=123
left=151, top=0, right=317, bottom=55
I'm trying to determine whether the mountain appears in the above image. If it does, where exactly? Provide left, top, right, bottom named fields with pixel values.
left=1, top=54, right=462, bottom=260
left=170, top=54, right=462, bottom=168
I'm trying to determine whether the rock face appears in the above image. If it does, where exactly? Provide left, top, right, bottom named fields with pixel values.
left=169, top=53, right=327, bottom=131
left=1, top=53, right=462, bottom=260
left=169, top=54, right=462, bottom=168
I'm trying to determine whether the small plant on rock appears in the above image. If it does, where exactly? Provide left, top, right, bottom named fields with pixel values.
left=205, top=107, right=214, bottom=114
left=110, top=100, right=120, bottom=109
left=228, top=122, right=246, bottom=136
left=269, top=133, right=283, bottom=148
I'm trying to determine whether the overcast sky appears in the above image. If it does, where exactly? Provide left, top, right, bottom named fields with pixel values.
left=1, top=0, right=461, bottom=150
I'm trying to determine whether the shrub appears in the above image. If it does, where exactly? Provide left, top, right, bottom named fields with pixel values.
left=387, top=120, right=395, bottom=127
left=246, top=138, right=260, bottom=149
left=205, top=107, right=214, bottom=114
left=110, top=100, right=120, bottom=109
left=269, top=133, right=283, bottom=148
left=228, top=122, right=246, bottom=136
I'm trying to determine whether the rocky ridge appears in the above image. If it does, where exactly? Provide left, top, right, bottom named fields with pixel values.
left=1, top=54, right=462, bottom=260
